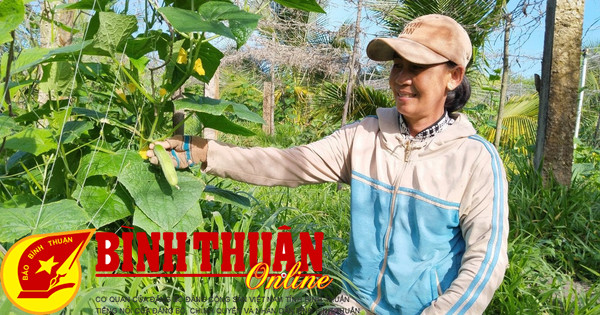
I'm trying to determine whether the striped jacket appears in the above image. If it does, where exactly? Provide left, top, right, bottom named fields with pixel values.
left=204, top=107, right=509, bottom=314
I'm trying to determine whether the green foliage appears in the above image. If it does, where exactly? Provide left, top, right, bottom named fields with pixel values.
left=92, top=12, right=138, bottom=53
left=174, top=96, right=264, bottom=124
left=0, top=0, right=323, bottom=242
left=483, top=93, right=539, bottom=150
left=56, top=0, right=112, bottom=11
left=4, top=128, right=56, bottom=155
left=315, top=82, right=393, bottom=123
left=0, top=0, right=24, bottom=45
left=0, top=1, right=341, bottom=313
left=0, top=199, right=90, bottom=243
left=573, top=142, right=600, bottom=188
left=272, top=0, right=326, bottom=14
left=483, top=151, right=600, bottom=313
left=486, top=236, right=565, bottom=314
left=506, top=152, right=600, bottom=280
left=75, top=181, right=134, bottom=229
left=0, top=115, right=21, bottom=138
left=38, top=61, right=80, bottom=97
left=119, top=158, right=205, bottom=230
left=134, top=203, right=204, bottom=235
left=159, top=2, right=260, bottom=48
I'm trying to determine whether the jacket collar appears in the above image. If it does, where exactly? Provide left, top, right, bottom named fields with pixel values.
left=398, top=111, right=454, bottom=141
left=376, top=107, right=477, bottom=154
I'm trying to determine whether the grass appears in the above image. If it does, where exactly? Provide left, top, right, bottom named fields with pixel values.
left=201, top=178, right=352, bottom=311
left=485, top=149, right=600, bottom=314
left=505, top=152, right=600, bottom=281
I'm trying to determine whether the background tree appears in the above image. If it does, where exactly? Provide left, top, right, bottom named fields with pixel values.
left=534, top=0, right=586, bottom=185
left=221, top=0, right=350, bottom=132
left=494, top=12, right=512, bottom=147
left=341, top=0, right=364, bottom=127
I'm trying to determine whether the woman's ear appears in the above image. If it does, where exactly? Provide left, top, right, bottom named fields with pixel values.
left=447, top=66, right=465, bottom=91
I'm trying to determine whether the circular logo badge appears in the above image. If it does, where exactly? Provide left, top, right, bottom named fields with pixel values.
left=1, top=229, right=95, bottom=314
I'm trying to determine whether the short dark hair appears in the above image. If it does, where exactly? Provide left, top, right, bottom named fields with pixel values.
left=444, top=61, right=471, bottom=113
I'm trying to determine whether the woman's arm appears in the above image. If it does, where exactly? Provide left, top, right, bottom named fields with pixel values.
left=204, top=122, right=359, bottom=187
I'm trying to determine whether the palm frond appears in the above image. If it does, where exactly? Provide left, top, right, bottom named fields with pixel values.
left=314, top=82, right=393, bottom=122
left=484, top=93, right=539, bottom=149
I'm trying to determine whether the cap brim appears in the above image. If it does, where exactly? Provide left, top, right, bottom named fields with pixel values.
left=367, top=38, right=449, bottom=65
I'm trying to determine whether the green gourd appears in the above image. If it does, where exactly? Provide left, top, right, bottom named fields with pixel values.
left=153, top=144, right=180, bottom=189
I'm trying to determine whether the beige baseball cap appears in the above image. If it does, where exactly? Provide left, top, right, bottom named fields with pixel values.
left=367, top=14, right=472, bottom=68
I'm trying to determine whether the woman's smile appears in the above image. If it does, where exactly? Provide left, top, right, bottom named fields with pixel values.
left=389, top=57, right=462, bottom=135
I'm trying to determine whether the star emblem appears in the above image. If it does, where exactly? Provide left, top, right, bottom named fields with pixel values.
left=36, top=256, right=58, bottom=275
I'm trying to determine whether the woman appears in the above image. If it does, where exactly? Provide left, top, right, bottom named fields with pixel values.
left=148, top=14, right=508, bottom=315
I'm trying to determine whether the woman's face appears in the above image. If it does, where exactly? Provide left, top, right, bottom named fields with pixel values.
left=389, top=57, right=463, bottom=128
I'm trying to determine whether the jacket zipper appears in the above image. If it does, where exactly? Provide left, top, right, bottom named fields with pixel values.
left=370, top=139, right=413, bottom=312
left=404, top=139, right=412, bottom=162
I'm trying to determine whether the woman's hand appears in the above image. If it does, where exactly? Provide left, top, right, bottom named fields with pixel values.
left=147, top=135, right=208, bottom=169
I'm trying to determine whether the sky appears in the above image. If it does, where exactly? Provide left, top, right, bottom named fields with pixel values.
left=323, top=0, right=600, bottom=78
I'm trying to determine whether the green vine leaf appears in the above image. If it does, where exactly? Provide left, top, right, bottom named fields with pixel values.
left=74, top=181, right=134, bottom=229
left=56, top=0, right=111, bottom=11
left=4, top=40, right=93, bottom=76
left=91, top=12, right=138, bottom=54
left=174, top=96, right=264, bottom=124
left=133, top=203, right=203, bottom=234
left=158, top=7, right=235, bottom=39
left=0, top=115, right=21, bottom=138
left=273, top=0, right=326, bottom=13
left=39, top=61, right=80, bottom=97
left=6, top=47, right=49, bottom=74
left=197, top=113, right=255, bottom=136
left=118, top=158, right=205, bottom=230
left=0, top=79, right=34, bottom=104
left=5, top=151, right=31, bottom=172
left=0, top=199, right=90, bottom=243
left=229, top=18, right=257, bottom=49
left=77, top=150, right=143, bottom=181
left=71, top=107, right=105, bottom=120
left=193, top=41, right=224, bottom=83
left=0, top=194, right=40, bottom=208
left=4, top=128, right=57, bottom=156
left=160, top=2, right=259, bottom=47
left=60, top=121, right=94, bottom=144
left=0, top=0, right=24, bottom=45
left=129, top=56, right=150, bottom=75
left=198, top=1, right=257, bottom=21
left=197, top=1, right=260, bottom=48
left=125, top=36, right=157, bottom=60
left=48, top=39, right=94, bottom=58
